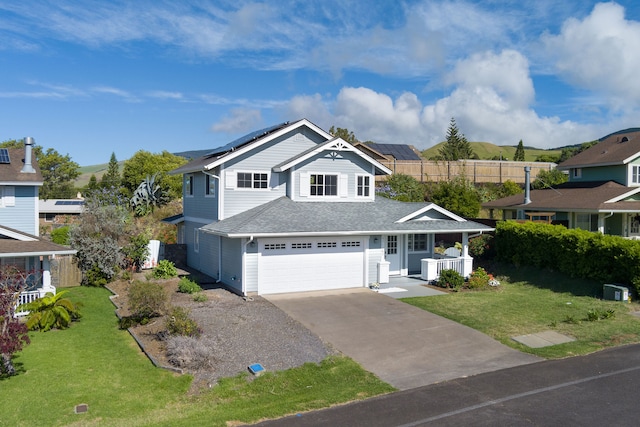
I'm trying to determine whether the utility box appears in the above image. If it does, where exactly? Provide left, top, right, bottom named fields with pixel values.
left=603, top=284, right=629, bottom=301
left=377, top=261, right=390, bottom=284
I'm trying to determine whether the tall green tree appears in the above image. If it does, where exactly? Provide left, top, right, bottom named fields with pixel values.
left=376, top=174, right=425, bottom=202
left=438, top=118, right=477, bottom=160
left=329, top=126, right=358, bottom=144
left=121, top=150, right=187, bottom=200
left=428, top=176, right=481, bottom=217
left=1, top=140, right=80, bottom=199
left=84, top=174, right=99, bottom=195
left=100, top=152, right=121, bottom=189
left=514, top=140, right=525, bottom=161
left=532, top=169, right=568, bottom=189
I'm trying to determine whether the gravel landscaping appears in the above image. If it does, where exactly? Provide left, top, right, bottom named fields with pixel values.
left=108, top=274, right=336, bottom=392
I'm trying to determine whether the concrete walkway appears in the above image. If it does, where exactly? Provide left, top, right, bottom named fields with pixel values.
left=266, top=288, right=541, bottom=390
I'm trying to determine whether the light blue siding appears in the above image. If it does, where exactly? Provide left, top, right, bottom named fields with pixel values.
left=220, top=237, right=242, bottom=294
left=183, top=172, right=219, bottom=221
left=221, top=130, right=321, bottom=218
left=198, top=232, right=220, bottom=280
left=294, top=151, right=375, bottom=201
left=0, top=185, right=38, bottom=235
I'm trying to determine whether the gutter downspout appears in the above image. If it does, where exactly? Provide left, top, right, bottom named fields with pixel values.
left=601, top=211, right=613, bottom=234
left=242, top=236, right=255, bottom=296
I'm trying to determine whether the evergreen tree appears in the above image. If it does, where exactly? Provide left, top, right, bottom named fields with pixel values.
left=438, top=118, right=477, bottom=160
left=84, top=174, right=99, bottom=195
left=329, top=126, right=358, bottom=144
left=100, top=152, right=121, bottom=189
left=514, top=140, right=525, bottom=161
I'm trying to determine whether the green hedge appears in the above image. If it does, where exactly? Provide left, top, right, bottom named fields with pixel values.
left=495, top=221, right=640, bottom=294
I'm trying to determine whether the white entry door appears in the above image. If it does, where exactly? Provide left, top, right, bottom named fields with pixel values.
left=384, top=235, right=401, bottom=275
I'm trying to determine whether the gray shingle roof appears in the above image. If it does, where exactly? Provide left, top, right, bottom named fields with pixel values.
left=0, top=226, right=76, bottom=257
left=201, top=197, right=492, bottom=237
left=558, top=129, right=640, bottom=169
left=0, top=147, right=43, bottom=184
left=483, top=181, right=640, bottom=212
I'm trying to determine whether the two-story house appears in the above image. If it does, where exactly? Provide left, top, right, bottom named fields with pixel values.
left=169, top=119, right=492, bottom=295
left=0, top=139, right=76, bottom=314
left=483, top=128, right=640, bottom=237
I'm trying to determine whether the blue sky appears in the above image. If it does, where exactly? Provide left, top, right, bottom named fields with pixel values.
left=2, top=1, right=640, bottom=165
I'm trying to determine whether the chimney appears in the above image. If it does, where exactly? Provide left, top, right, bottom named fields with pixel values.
left=22, top=137, right=35, bottom=173
left=523, top=166, right=531, bottom=205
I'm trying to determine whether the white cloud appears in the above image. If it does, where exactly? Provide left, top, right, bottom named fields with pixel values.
left=542, top=2, right=640, bottom=110
left=211, top=108, right=262, bottom=133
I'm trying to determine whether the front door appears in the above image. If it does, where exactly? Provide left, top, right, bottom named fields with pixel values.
left=384, top=235, right=401, bottom=275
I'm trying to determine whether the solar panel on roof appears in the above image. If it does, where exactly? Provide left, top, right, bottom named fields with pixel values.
left=205, top=122, right=290, bottom=156
left=368, top=143, right=421, bottom=161
left=0, top=149, right=10, bottom=164
left=54, top=200, right=84, bottom=205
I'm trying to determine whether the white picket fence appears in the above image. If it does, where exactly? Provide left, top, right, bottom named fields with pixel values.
left=420, top=256, right=473, bottom=281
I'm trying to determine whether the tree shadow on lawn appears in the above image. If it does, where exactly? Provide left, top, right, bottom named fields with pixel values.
left=479, top=260, right=603, bottom=298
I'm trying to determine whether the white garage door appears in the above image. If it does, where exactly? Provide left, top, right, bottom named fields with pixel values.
left=258, top=237, right=365, bottom=294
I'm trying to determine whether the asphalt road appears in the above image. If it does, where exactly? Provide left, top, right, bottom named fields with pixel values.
left=255, top=343, right=640, bottom=426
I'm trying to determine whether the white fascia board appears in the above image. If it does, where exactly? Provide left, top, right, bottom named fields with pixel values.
left=273, top=138, right=392, bottom=175
left=0, top=249, right=77, bottom=257
left=217, top=226, right=494, bottom=239
left=0, top=227, right=38, bottom=241
left=204, top=119, right=332, bottom=171
left=605, top=187, right=640, bottom=203
left=395, top=203, right=466, bottom=223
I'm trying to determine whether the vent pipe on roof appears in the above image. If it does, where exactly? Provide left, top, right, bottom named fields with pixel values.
left=22, top=137, right=35, bottom=173
left=524, top=166, right=531, bottom=205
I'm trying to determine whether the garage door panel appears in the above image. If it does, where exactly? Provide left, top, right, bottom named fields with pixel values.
left=259, top=238, right=364, bottom=295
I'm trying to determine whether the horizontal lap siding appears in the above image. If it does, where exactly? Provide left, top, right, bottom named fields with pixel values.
left=220, top=237, right=242, bottom=294
left=0, top=186, right=38, bottom=235
left=198, top=232, right=220, bottom=280
left=223, top=131, right=319, bottom=218
left=183, top=172, right=218, bottom=221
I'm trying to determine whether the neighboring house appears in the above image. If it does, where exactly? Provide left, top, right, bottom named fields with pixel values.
left=0, top=139, right=77, bottom=315
left=168, top=119, right=492, bottom=295
left=353, top=142, right=423, bottom=162
left=39, top=198, right=84, bottom=229
left=483, top=128, right=640, bottom=237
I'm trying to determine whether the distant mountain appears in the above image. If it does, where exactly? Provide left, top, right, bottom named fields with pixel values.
left=421, top=141, right=562, bottom=162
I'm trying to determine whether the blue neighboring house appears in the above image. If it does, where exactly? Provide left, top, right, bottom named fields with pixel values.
left=0, top=139, right=76, bottom=315
left=169, top=119, right=492, bottom=295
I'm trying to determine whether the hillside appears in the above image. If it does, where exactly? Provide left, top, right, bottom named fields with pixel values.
left=421, top=141, right=561, bottom=162
left=76, top=162, right=122, bottom=188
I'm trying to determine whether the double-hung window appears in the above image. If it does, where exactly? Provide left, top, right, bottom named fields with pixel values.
left=310, top=174, right=338, bottom=196
left=408, top=234, right=428, bottom=252
left=632, top=165, right=640, bottom=184
left=185, top=175, right=193, bottom=197
left=205, top=174, right=216, bottom=196
left=237, top=172, right=268, bottom=189
left=356, top=175, right=371, bottom=197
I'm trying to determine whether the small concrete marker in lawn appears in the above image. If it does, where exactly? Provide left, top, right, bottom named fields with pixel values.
left=74, top=404, right=88, bottom=414
left=248, top=363, right=265, bottom=376
left=512, top=330, right=575, bottom=348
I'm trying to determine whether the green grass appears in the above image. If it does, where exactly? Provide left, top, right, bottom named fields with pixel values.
left=421, top=141, right=561, bottom=162
left=403, top=263, right=640, bottom=359
left=0, top=287, right=393, bottom=426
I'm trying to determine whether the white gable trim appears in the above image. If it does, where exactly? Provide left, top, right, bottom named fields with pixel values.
left=203, top=119, right=332, bottom=171
left=605, top=186, right=640, bottom=203
left=273, top=138, right=392, bottom=175
left=0, top=226, right=38, bottom=241
left=395, top=203, right=466, bottom=223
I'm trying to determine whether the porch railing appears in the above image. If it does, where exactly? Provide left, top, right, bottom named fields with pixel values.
left=15, top=286, right=56, bottom=317
left=420, top=256, right=473, bottom=281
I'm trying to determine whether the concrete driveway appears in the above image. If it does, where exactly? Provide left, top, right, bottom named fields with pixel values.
left=266, top=288, right=541, bottom=390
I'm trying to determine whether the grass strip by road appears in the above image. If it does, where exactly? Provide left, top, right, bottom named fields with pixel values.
left=403, top=263, right=640, bottom=359
left=1, top=286, right=394, bottom=426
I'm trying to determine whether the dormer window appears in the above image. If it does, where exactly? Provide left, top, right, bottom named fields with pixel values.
left=356, top=175, right=371, bottom=197
left=633, top=165, right=640, bottom=184
left=237, top=172, right=268, bottom=189
left=310, top=174, right=338, bottom=196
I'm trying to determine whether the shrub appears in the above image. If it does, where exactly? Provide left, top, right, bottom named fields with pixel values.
left=20, top=291, right=82, bottom=332
left=467, top=267, right=490, bottom=289
left=84, top=265, right=109, bottom=287
left=437, top=269, right=464, bottom=290
left=128, top=280, right=168, bottom=319
left=177, top=277, right=202, bottom=294
left=152, top=260, right=177, bottom=279
left=193, top=293, right=207, bottom=302
left=50, top=226, right=70, bottom=245
left=166, top=306, right=201, bottom=337
left=469, top=234, right=495, bottom=260
left=166, top=336, right=213, bottom=370
left=586, top=308, right=615, bottom=321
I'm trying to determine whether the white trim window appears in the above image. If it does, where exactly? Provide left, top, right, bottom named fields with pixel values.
left=193, top=229, right=199, bottom=253
left=572, top=168, right=582, bottom=179
left=0, top=186, right=15, bottom=207
left=408, top=234, right=429, bottom=252
left=356, top=175, right=371, bottom=197
left=632, top=165, right=640, bottom=184
left=237, top=172, right=269, bottom=189
left=205, top=174, right=215, bottom=197
left=185, top=175, right=194, bottom=197
left=310, top=174, right=338, bottom=196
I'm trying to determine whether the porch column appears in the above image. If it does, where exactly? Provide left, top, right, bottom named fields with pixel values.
left=462, top=232, right=473, bottom=278
left=462, top=232, right=469, bottom=258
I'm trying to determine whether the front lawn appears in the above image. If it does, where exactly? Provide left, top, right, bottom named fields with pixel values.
left=1, top=286, right=393, bottom=426
left=403, top=263, right=640, bottom=359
